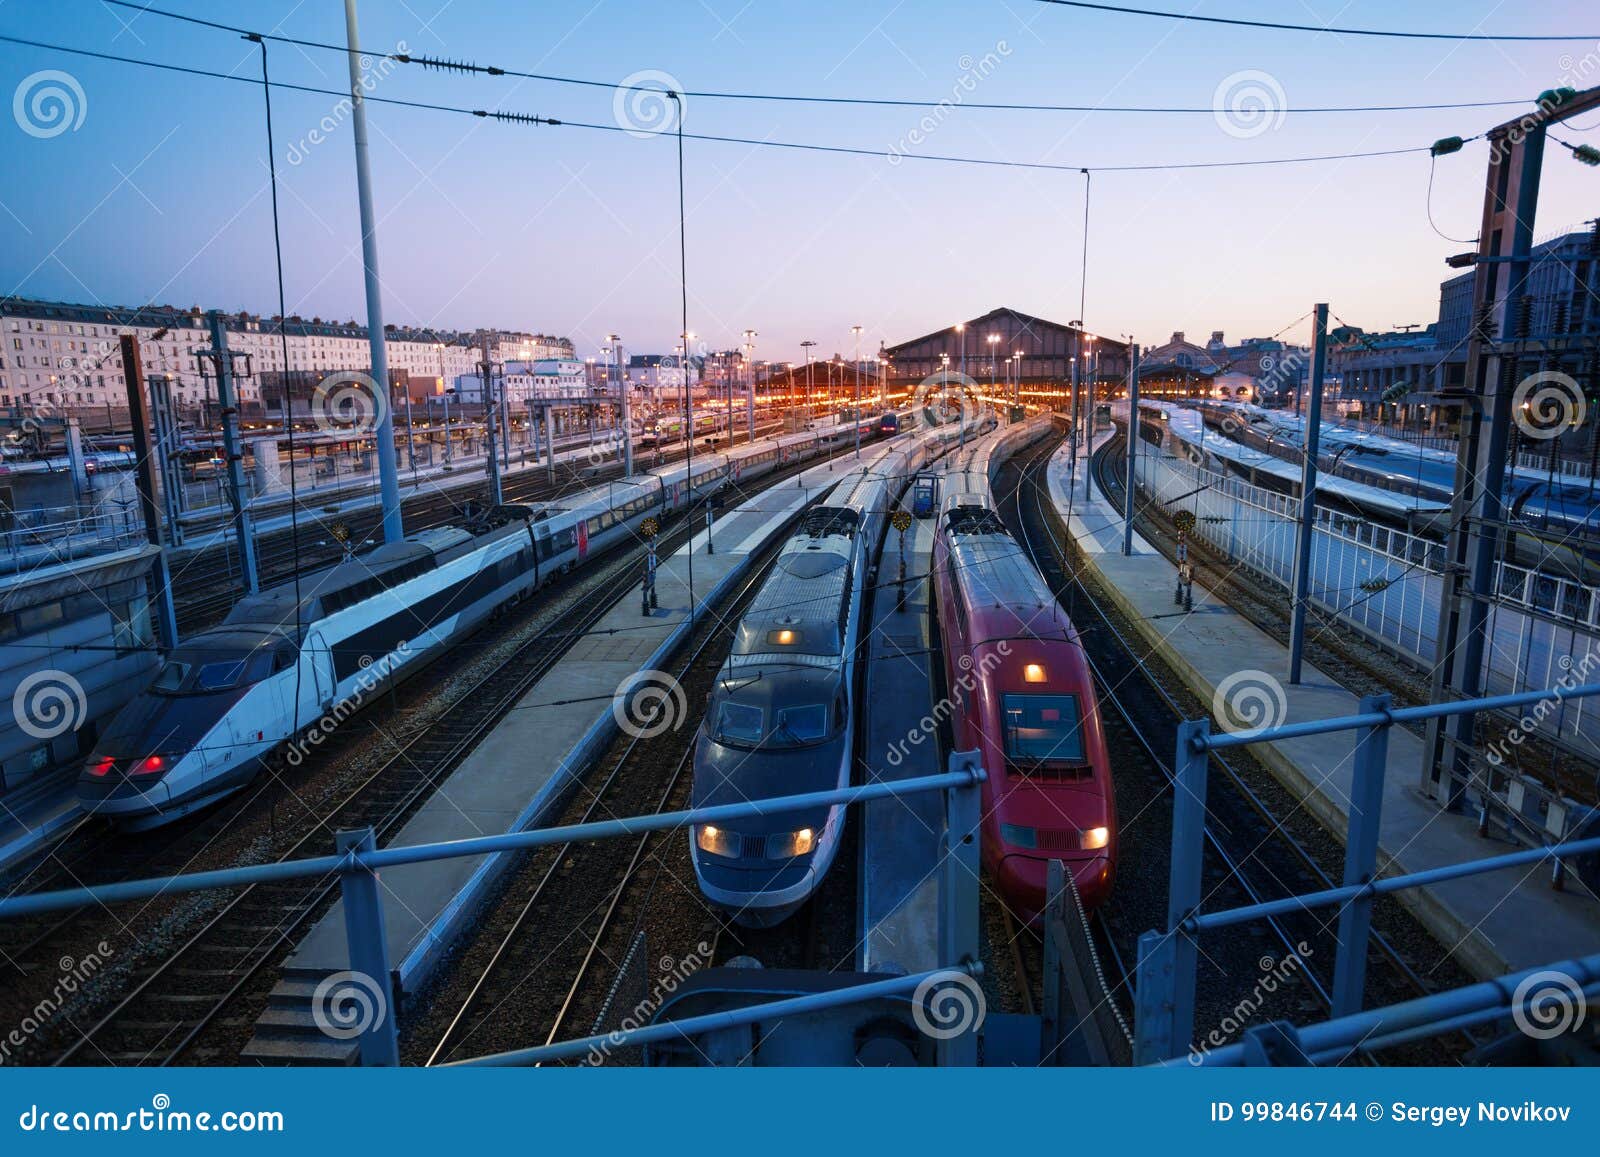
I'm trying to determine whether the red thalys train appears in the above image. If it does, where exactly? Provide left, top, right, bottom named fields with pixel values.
left=931, top=489, right=1116, bottom=919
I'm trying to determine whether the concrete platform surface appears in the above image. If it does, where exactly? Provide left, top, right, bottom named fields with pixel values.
left=859, top=514, right=944, bottom=974
left=1046, top=436, right=1600, bottom=980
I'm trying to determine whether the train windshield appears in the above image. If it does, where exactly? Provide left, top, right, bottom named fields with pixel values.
left=708, top=677, right=842, bottom=750
left=149, top=646, right=272, bottom=695
left=1001, top=693, right=1085, bottom=764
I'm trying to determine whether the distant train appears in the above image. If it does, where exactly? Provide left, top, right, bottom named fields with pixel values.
left=688, top=427, right=958, bottom=925
left=931, top=430, right=1116, bottom=919
left=78, top=427, right=852, bottom=830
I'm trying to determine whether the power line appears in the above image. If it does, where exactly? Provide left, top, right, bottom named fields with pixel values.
left=91, top=0, right=1544, bottom=116
left=0, top=33, right=1471, bottom=174
left=1025, top=0, right=1598, bottom=41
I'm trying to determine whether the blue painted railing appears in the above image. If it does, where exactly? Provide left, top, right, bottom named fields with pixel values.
left=1135, top=683, right=1600, bottom=1065
left=0, top=757, right=987, bottom=1067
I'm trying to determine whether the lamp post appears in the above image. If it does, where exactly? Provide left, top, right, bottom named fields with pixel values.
left=955, top=322, right=965, bottom=380
left=743, top=329, right=757, bottom=444
left=987, top=333, right=1000, bottom=398
left=850, top=324, right=864, bottom=457
left=801, top=340, right=816, bottom=426
left=609, top=333, right=630, bottom=477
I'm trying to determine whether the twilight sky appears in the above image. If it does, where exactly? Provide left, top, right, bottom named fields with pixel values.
left=2, top=0, right=1597, bottom=362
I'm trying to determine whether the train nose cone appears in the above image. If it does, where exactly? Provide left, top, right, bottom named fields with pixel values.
left=997, top=853, right=1113, bottom=922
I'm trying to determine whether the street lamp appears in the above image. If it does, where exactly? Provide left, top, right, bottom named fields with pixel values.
left=743, top=329, right=758, bottom=444
left=987, top=333, right=1000, bottom=395
left=801, top=340, right=816, bottom=425
left=609, top=333, right=630, bottom=476
left=851, top=325, right=864, bottom=457
left=954, top=322, right=966, bottom=379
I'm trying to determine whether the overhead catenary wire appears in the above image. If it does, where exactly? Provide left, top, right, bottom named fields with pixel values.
left=88, top=0, right=1555, bottom=116
left=1024, top=0, right=1599, bottom=42
left=0, top=33, right=1482, bottom=175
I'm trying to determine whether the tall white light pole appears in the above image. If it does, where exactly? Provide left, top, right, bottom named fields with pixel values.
left=801, top=340, right=816, bottom=426
left=343, top=0, right=402, bottom=544
left=851, top=324, right=863, bottom=456
left=743, top=329, right=757, bottom=443
left=610, top=333, right=630, bottom=476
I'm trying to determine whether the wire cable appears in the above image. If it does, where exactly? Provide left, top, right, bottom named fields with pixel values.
left=1425, top=152, right=1479, bottom=244
left=1024, top=0, right=1599, bottom=41
left=0, top=31, right=1466, bottom=175
left=250, top=33, right=307, bottom=738
left=90, top=0, right=1551, bottom=115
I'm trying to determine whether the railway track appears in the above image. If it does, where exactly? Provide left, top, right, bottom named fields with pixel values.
left=1001, top=434, right=1471, bottom=1063
left=16, top=452, right=820, bottom=1066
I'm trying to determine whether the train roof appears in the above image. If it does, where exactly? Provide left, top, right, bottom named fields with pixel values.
left=732, top=511, right=856, bottom=662
left=220, top=513, right=525, bottom=636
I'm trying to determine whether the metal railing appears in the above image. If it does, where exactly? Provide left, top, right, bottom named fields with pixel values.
left=1134, top=684, right=1600, bottom=1066
left=0, top=503, right=146, bottom=573
left=1135, top=445, right=1600, bottom=769
left=0, top=758, right=986, bottom=1067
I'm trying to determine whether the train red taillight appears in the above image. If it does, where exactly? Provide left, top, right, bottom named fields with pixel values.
left=135, top=756, right=165, bottom=775
left=89, top=757, right=114, bottom=778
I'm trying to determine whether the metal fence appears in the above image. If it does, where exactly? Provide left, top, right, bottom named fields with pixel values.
left=0, top=503, right=146, bottom=574
left=1134, top=443, right=1600, bottom=767
left=1137, top=689, right=1600, bottom=1066
left=0, top=761, right=986, bottom=1067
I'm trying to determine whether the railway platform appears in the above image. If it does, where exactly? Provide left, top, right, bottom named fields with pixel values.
left=858, top=509, right=944, bottom=974
left=244, top=446, right=894, bottom=1062
left=1046, top=433, right=1600, bottom=980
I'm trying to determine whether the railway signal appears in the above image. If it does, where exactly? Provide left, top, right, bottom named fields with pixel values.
left=1173, top=509, right=1195, bottom=612
left=892, top=508, right=912, bottom=606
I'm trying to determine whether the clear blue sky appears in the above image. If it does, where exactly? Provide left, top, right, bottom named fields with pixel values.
left=2, top=0, right=1597, bottom=361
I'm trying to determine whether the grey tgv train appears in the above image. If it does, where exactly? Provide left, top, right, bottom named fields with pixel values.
left=689, top=423, right=969, bottom=925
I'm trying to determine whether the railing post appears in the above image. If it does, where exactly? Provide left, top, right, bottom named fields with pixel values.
left=336, top=827, right=399, bottom=1067
left=1133, top=929, right=1177, bottom=1064
left=1332, top=693, right=1391, bottom=1018
left=1166, top=718, right=1210, bottom=1060
left=939, top=750, right=983, bottom=1067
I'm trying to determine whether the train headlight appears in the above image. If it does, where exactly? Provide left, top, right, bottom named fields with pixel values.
left=767, top=827, right=816, bottom=858
left=696, top=825, right=740, bottom=858
left=1080, top=826, right=1110, bottom=851
left=1023, top=663, right=1046, bottom=683
left=999, top=823, right=1038, bottom=849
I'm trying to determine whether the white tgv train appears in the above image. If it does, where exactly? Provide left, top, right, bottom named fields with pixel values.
left=78, top=423, right=881, bottom=829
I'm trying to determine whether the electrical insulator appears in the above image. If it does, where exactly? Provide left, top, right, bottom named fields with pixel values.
left=1430, top=136, right=1464, bottom=157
